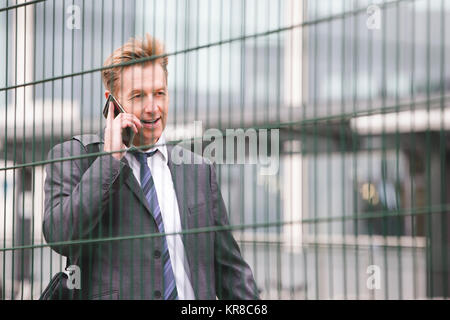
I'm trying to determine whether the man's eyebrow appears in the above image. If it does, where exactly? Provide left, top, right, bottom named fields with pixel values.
left=128, top=87, right=167, bottom=97
left=153, top=86, right=167, bottom=92
left=128, top=89, right=144, bottom=97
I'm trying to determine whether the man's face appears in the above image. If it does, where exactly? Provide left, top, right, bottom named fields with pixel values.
left=113, top=63, right=169, bottom=147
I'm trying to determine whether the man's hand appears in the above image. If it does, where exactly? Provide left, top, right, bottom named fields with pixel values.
left=103, top=101, right=142, bottom=160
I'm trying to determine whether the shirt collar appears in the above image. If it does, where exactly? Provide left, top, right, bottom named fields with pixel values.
left=138, top=131, right=168, bottom=164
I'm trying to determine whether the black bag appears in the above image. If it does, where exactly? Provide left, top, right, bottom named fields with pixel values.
left=40, top=137, right=101, bottom=300
left=39, top=260, right=73, bottom=300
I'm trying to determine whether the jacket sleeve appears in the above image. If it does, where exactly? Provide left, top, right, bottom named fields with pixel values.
left=43, top=141, right=126, bottom=257
left=210, top=163, right=260, bottom=300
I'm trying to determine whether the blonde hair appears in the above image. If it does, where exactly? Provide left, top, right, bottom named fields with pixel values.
left=102, top=33, right=168, bottom=94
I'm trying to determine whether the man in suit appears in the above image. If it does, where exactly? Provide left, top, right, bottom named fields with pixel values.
left=43, top=34, right=259, bottom=300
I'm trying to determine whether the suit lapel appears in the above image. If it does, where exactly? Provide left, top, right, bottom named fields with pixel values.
left=166, top=144, right=199, bottom=297
left=166, top=144, right=190, bottom=232
left=121, top=159, right=154, bottom=218
left=93, top=130, right=154, bottom=218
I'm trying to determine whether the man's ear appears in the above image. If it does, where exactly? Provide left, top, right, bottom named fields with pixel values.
left=104, top=90, right=110, bottom=100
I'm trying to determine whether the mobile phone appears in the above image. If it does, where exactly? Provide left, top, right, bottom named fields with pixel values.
left=102, top=94, right=136, bottom=148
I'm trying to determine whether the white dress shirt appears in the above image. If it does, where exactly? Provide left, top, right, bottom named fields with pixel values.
left=124, top=132, right=195, bottom=300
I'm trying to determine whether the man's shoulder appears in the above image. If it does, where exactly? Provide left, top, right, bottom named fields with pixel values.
left=48, top=133, right=103, bottom=159
left=72, top=133, right=103, bottom=146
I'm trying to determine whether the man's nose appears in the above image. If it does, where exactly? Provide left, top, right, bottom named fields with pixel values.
left=143, top=97, right=158, bottom=113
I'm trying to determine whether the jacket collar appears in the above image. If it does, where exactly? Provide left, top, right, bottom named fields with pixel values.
left=82, top=129, right=184, bottom=208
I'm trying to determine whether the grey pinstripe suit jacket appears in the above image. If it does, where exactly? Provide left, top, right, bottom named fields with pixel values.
left=43, top=132, right=259, bottom=300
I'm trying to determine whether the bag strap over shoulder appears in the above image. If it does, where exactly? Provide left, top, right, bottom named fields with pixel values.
left=72, top=134, right=102, bottom=169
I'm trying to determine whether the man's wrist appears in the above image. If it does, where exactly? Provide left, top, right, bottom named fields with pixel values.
left=103, top=145, right=126, bottom=160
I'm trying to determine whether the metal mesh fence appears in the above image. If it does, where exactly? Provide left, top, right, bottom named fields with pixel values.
left=0, top=0, right=449, bottom=300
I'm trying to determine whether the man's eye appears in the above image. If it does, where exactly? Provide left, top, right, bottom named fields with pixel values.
left=156, top=91, right=166, bottom=96
left=132, top=93, right=143, bottom=99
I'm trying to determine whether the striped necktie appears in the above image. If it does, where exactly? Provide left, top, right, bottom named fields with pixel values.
left=132, top=150, right=178, bottom=300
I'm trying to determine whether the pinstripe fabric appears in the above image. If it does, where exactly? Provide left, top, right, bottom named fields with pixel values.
left=133, top=150, right=178, bottom=300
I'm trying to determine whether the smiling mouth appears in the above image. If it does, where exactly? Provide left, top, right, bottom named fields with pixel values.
left=141, top=117, right=160, bottom=125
